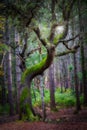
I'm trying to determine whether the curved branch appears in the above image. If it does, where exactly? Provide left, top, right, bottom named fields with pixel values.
left=33, top=27, right=47, bottom=48
left=21, top=45, right=55, bottom=82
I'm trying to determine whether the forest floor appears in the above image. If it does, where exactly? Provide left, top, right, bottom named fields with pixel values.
left=0, top=107, right=87, bottom=130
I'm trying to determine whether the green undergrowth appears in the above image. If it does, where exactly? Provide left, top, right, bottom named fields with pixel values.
left=31, top=87, right=83, bottom=108
left=55, top=88, right=76, bottom=107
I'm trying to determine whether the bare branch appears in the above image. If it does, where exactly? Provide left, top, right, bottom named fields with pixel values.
left=59, top=34, right=79, bottom=43
left=62, top=42, right=71, bottom=50
left=33, top=27, right=47, bottom=48
left=27, top=47, right=41, bottom=57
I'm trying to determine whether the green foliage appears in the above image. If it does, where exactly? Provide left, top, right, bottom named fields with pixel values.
left=39, top=24, right=50, bottom=39
left=31, top=87, right=77, bottom=108
left=44, top=89, right=50, bottom=104
left=55, top=88, right=76, bottom=107
left=0, top=44, right=9, bottom=53
left=68, top=64, right=74, bottom=71
left=38, top=6, right=51, bottom=24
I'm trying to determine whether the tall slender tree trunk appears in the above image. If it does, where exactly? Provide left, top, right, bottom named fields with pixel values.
left=40, top=76, right=46, bottom=121
left=73, top=53, right=81, bottom=111
left=5, top=18, right=14, bottom=115
left=78, top=0, right=87, bottom=106
left=11, top=25, right=17, bottom=107
left=7, top=49, right=14, bottom=115
left=49, top=63, right=56, bottom=110
left=71, top=13, right=81, bottom=111
left=15, top=30, right=22, bottom=115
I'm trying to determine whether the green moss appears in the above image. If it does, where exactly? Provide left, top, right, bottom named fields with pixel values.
left=20, top=87, right=36, bottom=121
left=53, top=33, right=63, bottom=45
left=20, top=87, right=29, bottom=103
left=21, top=56, right=47, bottom=83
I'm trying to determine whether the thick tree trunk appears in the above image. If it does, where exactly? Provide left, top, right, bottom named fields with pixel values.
left=16, top=55, right=21, bottom=114
left=71, top=13, right=81, bottom=111
left=26, top=78, right=36, bottom=116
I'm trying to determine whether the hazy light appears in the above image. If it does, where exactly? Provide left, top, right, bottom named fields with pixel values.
left=55, top=25, right=65, bottom=35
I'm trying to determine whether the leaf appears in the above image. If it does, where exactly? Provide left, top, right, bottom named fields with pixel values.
left=0, top=43, right=9, bottom=53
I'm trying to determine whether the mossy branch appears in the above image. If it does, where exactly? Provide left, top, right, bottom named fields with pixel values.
left=21, top=57, right=47, bottom=83
left=21, top=45, right=55, bottom=83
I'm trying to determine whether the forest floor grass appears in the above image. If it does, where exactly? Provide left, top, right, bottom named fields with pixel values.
left=0, top=107, right=87, bottom=130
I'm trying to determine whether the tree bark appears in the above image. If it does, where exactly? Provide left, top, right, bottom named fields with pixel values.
left=49, top=63, right=56, bottom=110
left=5, top=18, right=14, bottom=115
left=7, top=49, right=14, bottom=115
left=78, top=0, right=87, bottom=106
left=73, top=53, right=81, bottom=111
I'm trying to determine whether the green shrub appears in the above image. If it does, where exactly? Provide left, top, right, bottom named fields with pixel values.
left=31, top=87, right=83, bottom=109
left=55, top=88, right=76, bottom=107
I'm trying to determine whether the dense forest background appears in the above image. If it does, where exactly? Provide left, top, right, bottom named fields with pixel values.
left=0, top=0, right=87, bottom=123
